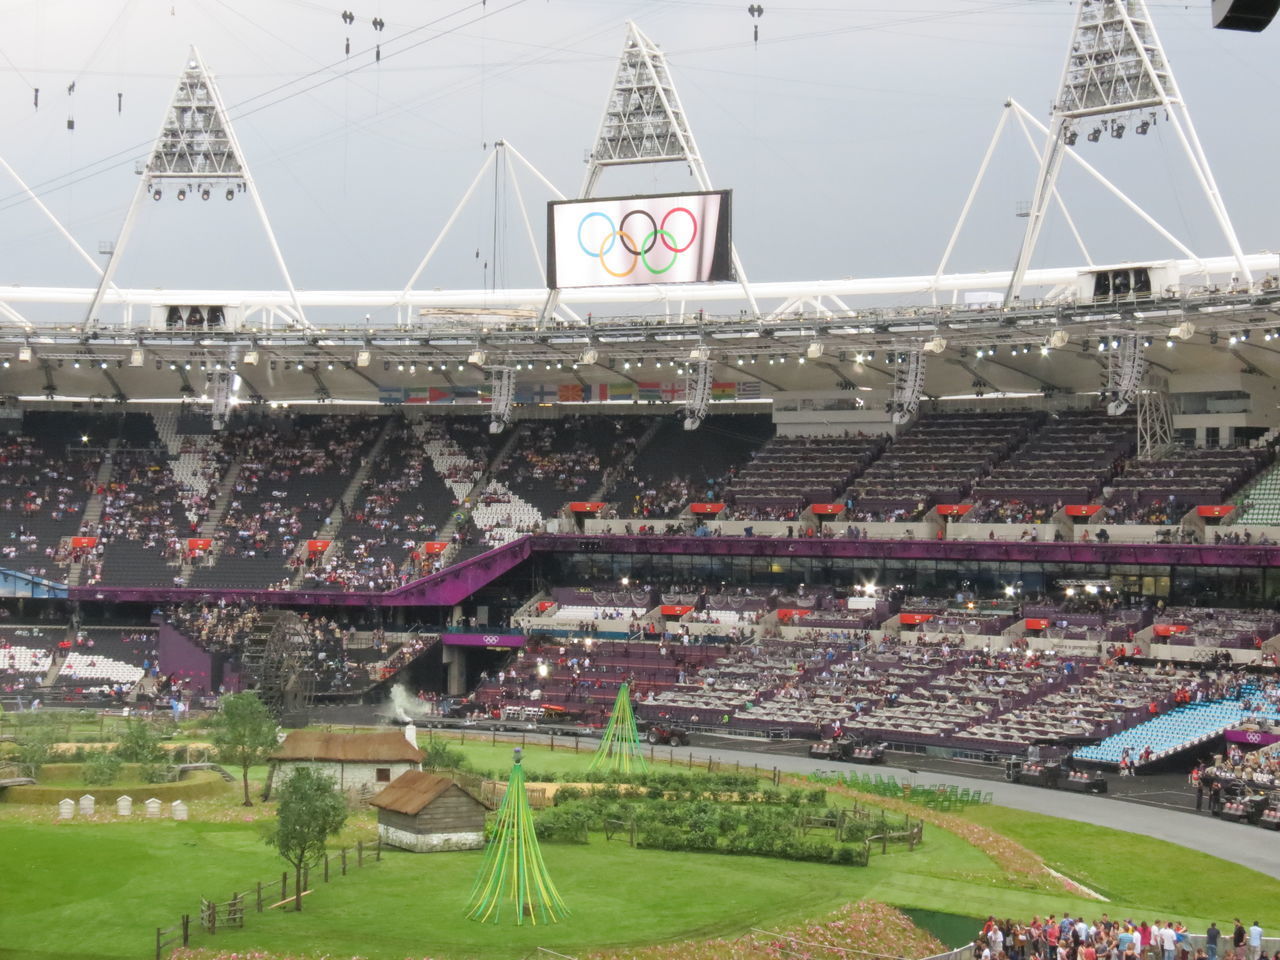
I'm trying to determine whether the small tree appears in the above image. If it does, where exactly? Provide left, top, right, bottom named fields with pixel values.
left=115, top=719, right=165, bottom=764
left=14, top=717, right=57, bottom=779
left=211, top=692, right=279, bottom=806
left=263, top=767, right=347, bottom=912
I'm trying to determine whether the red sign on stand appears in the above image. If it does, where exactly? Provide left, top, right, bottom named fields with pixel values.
left=306, top=539, right=332, bottom=555
left=1024, top=618, right=1050, bottom=630
left=1153, top=623, right=1191, bottom=637
left=420, top=541, right=450, bottom=555
left=810, top=504, right=844, bottom=516
left=69, top=536, right=99, bottom=550
left=935, top=505, right=973, bottom=517
left=1197, top=505, right=1235, bottom=518
left=899, top=613, right=934, bottom=626
left=661, top=604, right=694, bottom=617
left=1064, top=505, right=1103, bottom=518
left=186, top=538, right=212, bottom=554
left=689, top=503, right=727, bottom=514
left=776, top=609, right=811, bottom=623
left=569, top=502, right=606, bottom=513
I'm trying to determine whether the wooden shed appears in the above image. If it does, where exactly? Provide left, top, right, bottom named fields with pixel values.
left=370, top=770, right=488, bottom=853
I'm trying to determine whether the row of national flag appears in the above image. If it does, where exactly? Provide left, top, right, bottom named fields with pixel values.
left=378, top=381, right=764, bottom=405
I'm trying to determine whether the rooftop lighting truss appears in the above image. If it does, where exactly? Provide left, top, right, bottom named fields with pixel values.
left=83, top=47, right=307, bottom=332
left=570, top=23, right=757, bottom=316
left=1006, top=0, right=1251, bottom=304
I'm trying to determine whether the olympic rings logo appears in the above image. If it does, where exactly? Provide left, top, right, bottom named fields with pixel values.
left=576, top=207, right=698, bottom=278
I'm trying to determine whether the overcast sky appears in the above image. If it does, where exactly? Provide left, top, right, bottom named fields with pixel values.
left=0, top=0, right=1276, bottom=312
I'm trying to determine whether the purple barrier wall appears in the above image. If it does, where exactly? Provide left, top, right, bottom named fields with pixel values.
left=156, top=621, right=236, bottom=695
left=1226, top=729, right=1280, bottom=747
left=441, top=633, right=526, bottom=648
left=70, top=532, right=1280, bottom=609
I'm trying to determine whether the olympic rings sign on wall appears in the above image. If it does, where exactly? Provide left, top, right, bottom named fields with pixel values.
left=547, top=190, right=733, bottom=289
left=576, top=207, right=699, bottom=278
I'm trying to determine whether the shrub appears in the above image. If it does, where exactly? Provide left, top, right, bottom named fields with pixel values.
left=419, top=738, right=466, bottom=772
left=82, top=750, right=123, bottom=786
left=141, top=763, right=179, bottom=784
left=553, top=785, right=584, bottom=806
left=115, top=720, right=165, bottom=764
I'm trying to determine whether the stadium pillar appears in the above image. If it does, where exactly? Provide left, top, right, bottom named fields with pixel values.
left=442, top=645, right=467, bottom=696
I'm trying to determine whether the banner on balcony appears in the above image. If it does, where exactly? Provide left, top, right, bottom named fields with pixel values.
left=420, top=541, right=450, bottom=555
left=661, top=604, right=694, bottom=616
left=1197, top=505, right=1235, bottom=517
left=306, top=539, right=332, bottom=554
left=187, top=538, right=212, bottom=553
left=810, top=504, right=844, bottom=516
left=1152, top=623, right=1191, bottom=636
left=569, top=502, right=606, bottom=513
left=441, top=633, right=526, bottom=648
left=776, top=608, right=811, bottom=623
left=1024, top=618, right=1050, bottom=630
left=1064, top=505, right=1103, bottom=517
left=689, top=502, right=726, bottom=514
left=69, top=536, right=99, bottom=549
left=899, top=612, right=934, bottom=625
left=935, top=505, right=972, bottom=516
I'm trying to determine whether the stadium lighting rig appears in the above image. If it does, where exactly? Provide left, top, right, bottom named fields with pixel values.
left=888, top=348, right=925, bottom=425
left=1105, top=332, right=1146, bottom=416
left=488, top=365, right=515, bottom=434
left=682, top=358, right=712, bottom=431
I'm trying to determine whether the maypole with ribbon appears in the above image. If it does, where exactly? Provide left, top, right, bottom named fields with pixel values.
left=589, top=680, right=648, bottom=775
left=466, top=748, right=568, bottom=925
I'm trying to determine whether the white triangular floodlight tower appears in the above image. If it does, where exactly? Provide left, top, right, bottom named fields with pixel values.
left=1005, top=0, right=1252, bottom=305
left=85, top=47, right=307, bottom=328
left=577, top=22, right=757, bottom=315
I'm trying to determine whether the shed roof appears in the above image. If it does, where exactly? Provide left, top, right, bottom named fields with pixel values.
left=369, top=770, right=482, bottom=815
left=271, top=730, right=424, bottom=764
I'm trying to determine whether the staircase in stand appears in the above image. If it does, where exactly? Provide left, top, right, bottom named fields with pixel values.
left=67, top=441, right=118, bottom=587
left=438, top=422, right=528, bottom=562
left=589, top=417, right=664, bottom=503
left=180, top=458, right=242, bottom=583
left=288, top=418, right=396, bottom=589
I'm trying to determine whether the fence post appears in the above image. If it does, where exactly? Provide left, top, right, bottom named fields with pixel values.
left=341, top=847, right=348, bottom=875
left=376, top=837, right=383, bottom=861
left=182, top=914, right=189, bottom=947
left=687, top=753, right=692, bottom=769
left=773, top=767, right=780, bottom=786
left=155, top=927, right=162, bottom=960
left=707, top=756, right=713, bottom=772
left=358, top=840, right=364, bottom=867
left=324, top=853, right=330, bottom=882
left=256, top=881, right=263, bottom=912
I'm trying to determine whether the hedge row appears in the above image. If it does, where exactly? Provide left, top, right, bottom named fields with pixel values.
left=1, top=770, right=230, bottom=805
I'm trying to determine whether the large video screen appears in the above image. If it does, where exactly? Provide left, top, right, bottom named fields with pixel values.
left=547, top=190, right=734, bottom=289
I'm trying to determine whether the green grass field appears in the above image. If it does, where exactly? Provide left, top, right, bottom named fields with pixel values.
left=4, top=734, right=1279, bottom=960
left=960, top=805, right=1280, bottom=927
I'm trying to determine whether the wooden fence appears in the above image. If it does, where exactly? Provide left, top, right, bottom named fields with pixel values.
left=155, top=839, right=382, bottom=959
